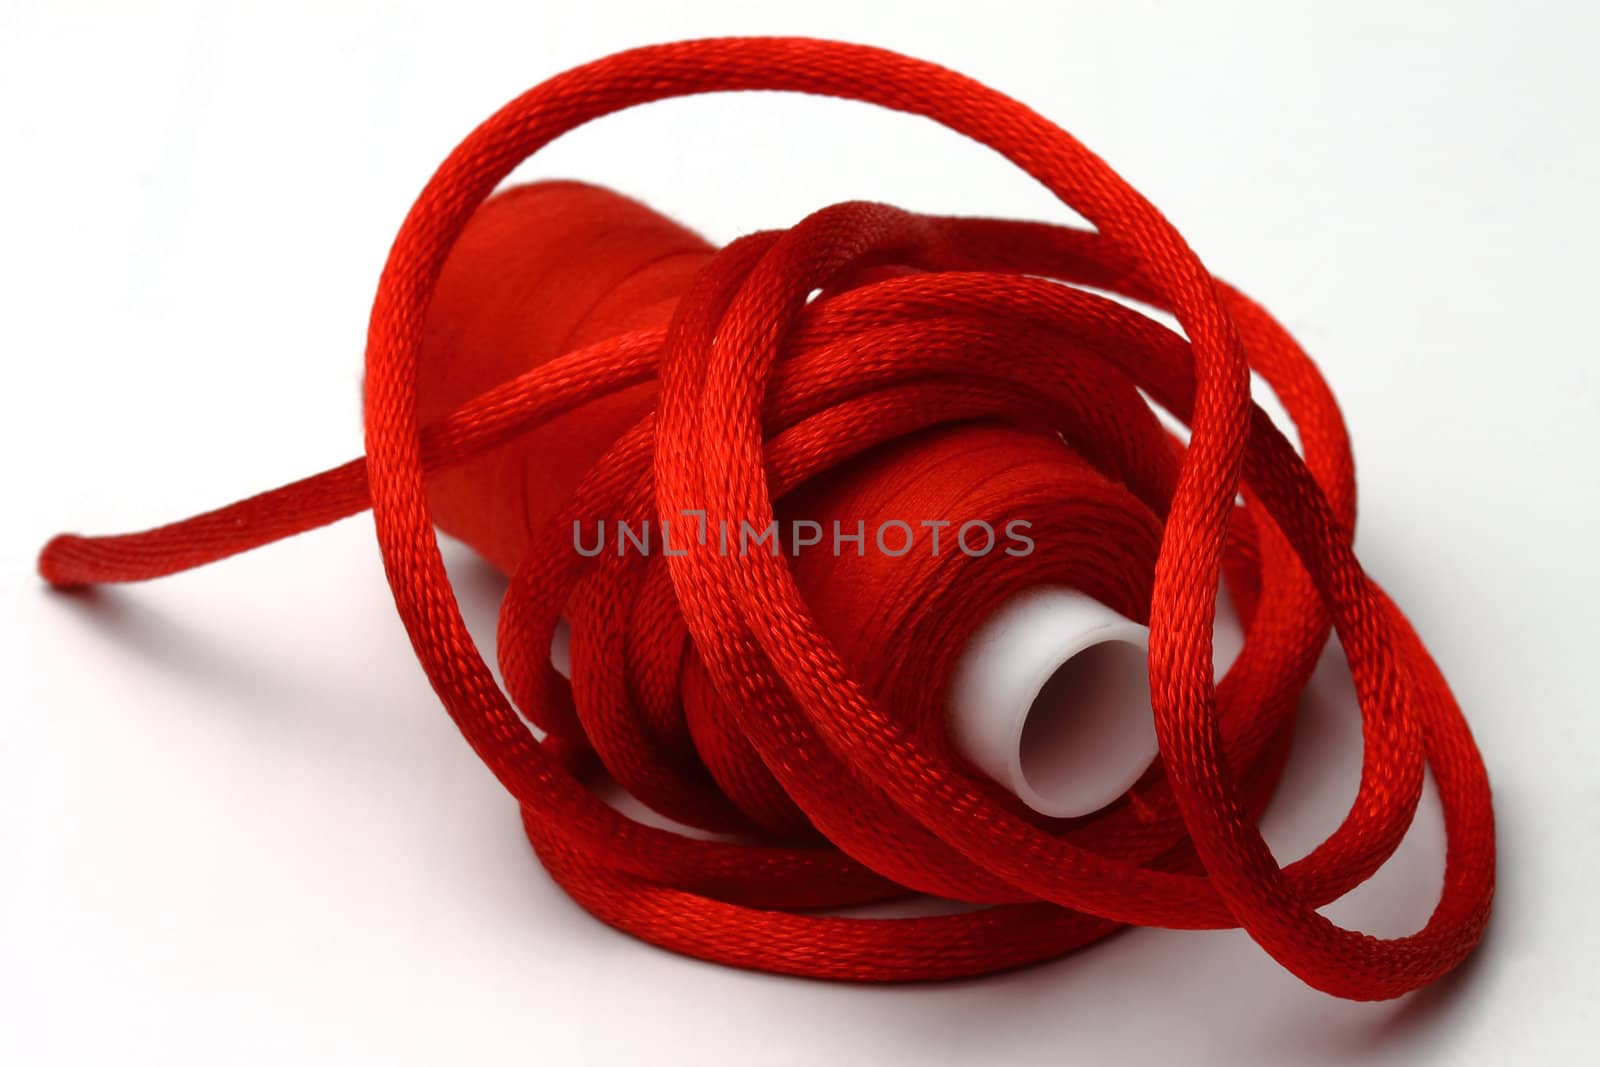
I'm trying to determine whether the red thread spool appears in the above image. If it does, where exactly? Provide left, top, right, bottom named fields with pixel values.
left=415, top=179, right=1161, bottom=824
left=38, top=37, right=1494, bottom=999
left=415, top=181, right=713, bottom=573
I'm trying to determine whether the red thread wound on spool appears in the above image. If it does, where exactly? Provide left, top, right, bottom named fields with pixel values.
left=37, top=37, right=1494, bottom=1000
left=416, top=181, right=713, bottom=571
left=415, top=179, right=1164, bottom=833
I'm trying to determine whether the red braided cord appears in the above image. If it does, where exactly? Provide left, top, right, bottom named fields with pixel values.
left=38, top=37, right=1493, bottom=999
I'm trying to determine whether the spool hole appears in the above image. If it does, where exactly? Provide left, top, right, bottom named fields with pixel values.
left=1017, top=638, right=1153, bottom=815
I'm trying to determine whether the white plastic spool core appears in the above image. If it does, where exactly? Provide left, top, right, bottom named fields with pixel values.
left=947, top=587, right=1156, bottom=818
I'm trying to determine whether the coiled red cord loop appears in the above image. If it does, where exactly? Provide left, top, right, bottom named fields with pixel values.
left=39, top=37, right=1492, bottom=998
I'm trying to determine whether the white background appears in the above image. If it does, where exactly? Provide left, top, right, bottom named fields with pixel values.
left=4, top=1, right=1598, bottom=1064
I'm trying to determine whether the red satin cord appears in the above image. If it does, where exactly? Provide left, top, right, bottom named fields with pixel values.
left=38, top=37, right=1493, bottom=999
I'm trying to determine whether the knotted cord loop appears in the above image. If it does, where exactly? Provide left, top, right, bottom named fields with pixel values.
left=39, top=37, right=1492, bottom=999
